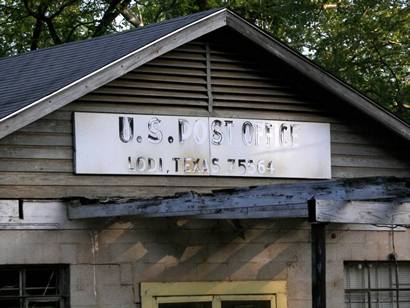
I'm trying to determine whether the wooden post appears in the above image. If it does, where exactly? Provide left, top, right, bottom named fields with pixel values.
left=311, top=222, right=326, bottom=308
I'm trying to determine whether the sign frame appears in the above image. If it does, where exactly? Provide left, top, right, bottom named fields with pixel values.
left=73, top=112, right=331, bottom=179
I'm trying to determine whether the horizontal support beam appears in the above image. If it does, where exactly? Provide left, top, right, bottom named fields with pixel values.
left=309, top=198, right=410, bottom=225
left=69, top=202, right=307, bottom=220
left=67, top=177, right=410, bottom=220
left=191, top=204, right=307, bottom=219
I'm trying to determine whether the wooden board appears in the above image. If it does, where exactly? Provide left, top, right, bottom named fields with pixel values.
left=310, top=198, right=410, bottom=225
left=67, top=177, right=410, bottom=219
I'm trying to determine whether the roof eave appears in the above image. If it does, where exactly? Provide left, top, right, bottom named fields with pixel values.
left=225, top=11, right=410, bottom=141
left=0, top=8, right=408, bottom=142
left=0, top=8, right=228, bottom=139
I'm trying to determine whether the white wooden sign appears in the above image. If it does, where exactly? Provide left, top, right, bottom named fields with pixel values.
left=74, top=112, right=331, bottom=178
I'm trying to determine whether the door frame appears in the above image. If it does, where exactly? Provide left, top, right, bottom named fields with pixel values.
left=141, top=281, right=287, bottom=308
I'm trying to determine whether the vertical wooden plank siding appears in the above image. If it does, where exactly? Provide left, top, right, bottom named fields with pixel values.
left=0, top=35, right=409, bottom=199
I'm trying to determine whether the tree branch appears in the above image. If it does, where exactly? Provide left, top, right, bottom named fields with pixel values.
left=23, top=0, right=47, bottom=20
left=93, top=0, right=123, bottom=37
left=65, top=21, right=96, bottom=41
left=45, top=18, right=62, bottom=44
left=196, top=0, right=209, bottom=10
left=49, top=0, right=79, bottom=19
left=371, top=40, right=401, bottom=102
left=117, top=0, right=142, bottom=27
left=30, top=18, right=44, bottom=50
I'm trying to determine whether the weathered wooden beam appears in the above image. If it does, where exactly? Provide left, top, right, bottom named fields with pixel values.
left=190, top=204, right=307, bottom=219
left=309, top=198, right=410, bottom=225
left=68, top=196, right=308, bottom=219
left=311, top=223, right=327, bottom=308
left=67, top=177, right=410, bottom=220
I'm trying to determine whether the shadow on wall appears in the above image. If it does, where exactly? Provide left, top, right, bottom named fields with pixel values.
left=88, top=217, right=310, bottom=282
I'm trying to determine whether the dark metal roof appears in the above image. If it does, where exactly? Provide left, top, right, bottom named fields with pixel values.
left=0, top=8, right=222, bottom=120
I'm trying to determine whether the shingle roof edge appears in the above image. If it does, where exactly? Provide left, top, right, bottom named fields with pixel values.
left=0, top=8, right=226, bottom=124
left=0, top=8, right=227, bottom=139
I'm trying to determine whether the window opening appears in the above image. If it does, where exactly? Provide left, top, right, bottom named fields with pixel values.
left=0, top=265, right=69, bottom=308
left=159, top=302, right=212, bottom=308
left=221, top=300, right=271, bottom=308
left=344, top=261, right=410, bottom=308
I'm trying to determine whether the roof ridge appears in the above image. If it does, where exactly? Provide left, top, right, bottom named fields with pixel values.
left=0, top=7, right=224, bottom=64
left=0, top=7, right=407, bottom=141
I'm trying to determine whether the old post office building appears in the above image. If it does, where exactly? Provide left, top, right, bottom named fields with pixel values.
left=0, top=8, right=409, bottom=308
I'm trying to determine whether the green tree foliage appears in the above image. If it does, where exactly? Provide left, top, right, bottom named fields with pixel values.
left=0, top=0, right=408, bottom=121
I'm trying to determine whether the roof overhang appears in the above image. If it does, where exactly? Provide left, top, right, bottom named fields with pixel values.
left=225, top=11, right=409, bottom=141
left=0, top=9, right=409, bottom=141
